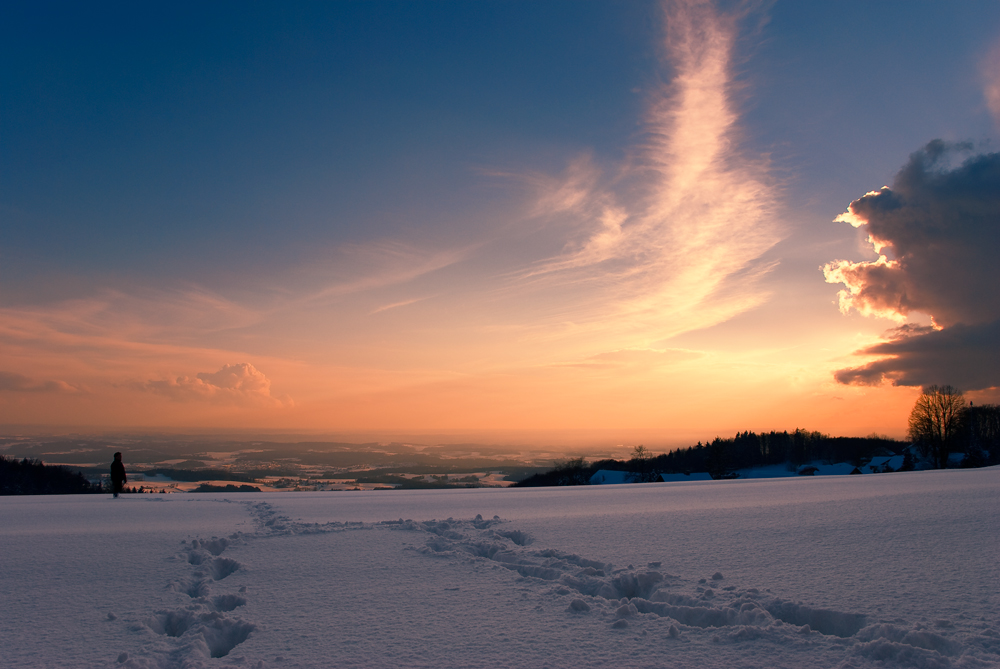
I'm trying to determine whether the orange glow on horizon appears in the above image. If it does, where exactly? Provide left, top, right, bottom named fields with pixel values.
left=0, top=2, right=941, bottom=447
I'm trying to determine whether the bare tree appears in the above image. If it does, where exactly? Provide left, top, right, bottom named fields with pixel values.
left=908, top=385, right=966, bottom=469
left=626, top=445, right=660, bottom=483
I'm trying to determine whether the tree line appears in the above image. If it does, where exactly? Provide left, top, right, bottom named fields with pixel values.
left=640, top=430, right=906, bottom=478
left=514, top=431, right=904, bottom=487
left=0, top=456, right=101, bottom=495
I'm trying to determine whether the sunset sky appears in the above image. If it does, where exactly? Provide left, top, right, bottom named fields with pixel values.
left=2, top=1, right=999, bottom=445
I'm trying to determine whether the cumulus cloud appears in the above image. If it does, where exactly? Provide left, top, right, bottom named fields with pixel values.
left=0, top=372, right=79, bottom=393
left=824, top=141, right=1000, bottom=389
left=141, top=363, right=290, bottom=406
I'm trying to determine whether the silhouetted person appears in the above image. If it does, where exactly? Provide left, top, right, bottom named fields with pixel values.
left=111, top=452, right=127, bottom=498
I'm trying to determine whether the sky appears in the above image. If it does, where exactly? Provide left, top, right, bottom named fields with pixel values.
left=2, top=0, right=1000, bottom=445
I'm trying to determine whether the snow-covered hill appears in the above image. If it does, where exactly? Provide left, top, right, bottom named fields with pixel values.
left=2, top=467, right=997, bottom=668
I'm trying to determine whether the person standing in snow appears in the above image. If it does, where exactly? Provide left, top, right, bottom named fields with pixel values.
left=110, top=452, right=127, bottom=498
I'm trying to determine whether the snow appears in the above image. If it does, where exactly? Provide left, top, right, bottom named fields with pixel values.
left=2, top=467, right=998, bottom=668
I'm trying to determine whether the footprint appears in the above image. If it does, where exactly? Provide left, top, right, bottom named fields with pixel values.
left=197, top=557, right=241, bottom=581
left=145, top=609, right=255, bottom=658
left=210, top=594, right=247, bottom=612
left=168, top=577, right=210, bottom=598
left=198, top=613, right=255, bottom=658
left=192, top=537, right=230, bottom=556
left=147, top=609, right=198, bottom=637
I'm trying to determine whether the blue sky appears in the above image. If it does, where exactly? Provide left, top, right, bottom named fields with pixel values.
left=2, top=1, right=999, bottom=439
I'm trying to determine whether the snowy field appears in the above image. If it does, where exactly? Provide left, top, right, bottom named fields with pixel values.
left=2, top=468, right=998, bottom=668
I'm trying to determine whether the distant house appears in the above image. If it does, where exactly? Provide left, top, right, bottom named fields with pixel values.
left=659, top=472, right=713, bottom=483
left=589, top=470, right=631, bottom=485
left=867, top=455, right=904, bottom=473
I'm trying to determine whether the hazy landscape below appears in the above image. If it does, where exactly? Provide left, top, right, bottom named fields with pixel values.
left=0, top=433, right=622, bottom=491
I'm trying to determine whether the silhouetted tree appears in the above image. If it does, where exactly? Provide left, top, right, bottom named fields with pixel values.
left=899, top=449, right=916, bottom=472
left=626, top=445, right=660, bottom=483
left=514, top=457, right=594, bottom=487
left=908, top=385, right=966, bottom=469
left=963, top=403, right=1000, bottom=466
left=705, top=438, right=735, bottom=479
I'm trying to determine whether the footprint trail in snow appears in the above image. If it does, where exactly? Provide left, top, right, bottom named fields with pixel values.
left=112, top=502, right=999, bottom=668
left=114, top=501, right=378, bottom=668
left=116, top=530, right=253, bottom=667
left=405, top=515, right=998, bottom=668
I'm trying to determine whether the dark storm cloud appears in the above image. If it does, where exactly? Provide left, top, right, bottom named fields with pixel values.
left=834, top=320, right=1000, bottom=389
left=825, top=141, right=1000, bottom=390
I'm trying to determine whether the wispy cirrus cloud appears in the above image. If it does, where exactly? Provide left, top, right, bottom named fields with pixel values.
left=298, top=241, right=474, bottom=307
left=483, top=155, right=604, bottom=221
left=368, top=296, right=432, bottom=316
left=504, top=0, right=781, bottom=347
left=0, top=287, right=260, bottom=350
left=555, top=347, right=703, bottom=370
